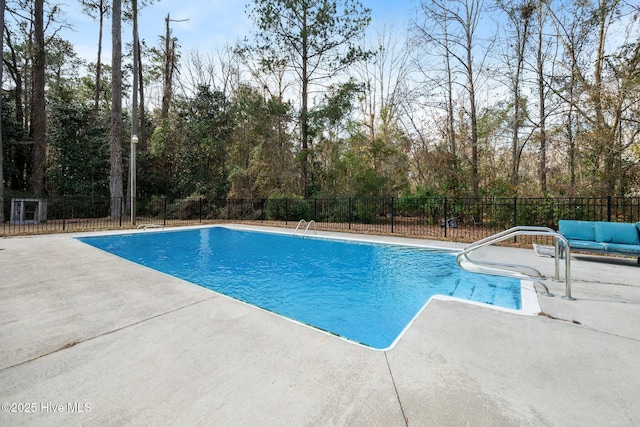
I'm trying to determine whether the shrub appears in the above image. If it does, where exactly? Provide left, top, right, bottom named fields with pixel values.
left=265, top=193, right=310, bottom=221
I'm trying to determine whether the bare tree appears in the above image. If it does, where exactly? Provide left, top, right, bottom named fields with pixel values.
left=550, top=0, right=640, bottom=194
left=534, top=0, right=550, bottom=193
left=414, top=0, right=491, bottom=196
left=355, top=25, right=415, bottom=145
left=351, top=25, right=414, bottom=192
left=497, top=0, right=535, bottom=190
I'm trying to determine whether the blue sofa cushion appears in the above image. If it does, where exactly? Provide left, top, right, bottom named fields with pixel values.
left=566, top=239, right=605, bottom=251
left=603, top=243, right=640, bottom=255
left=594, top=222, right=640, bottom=245
left=559, top=220, right=596, bottom=241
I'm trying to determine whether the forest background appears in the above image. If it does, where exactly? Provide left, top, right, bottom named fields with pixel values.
left=1, top=0, right=640, bottom=221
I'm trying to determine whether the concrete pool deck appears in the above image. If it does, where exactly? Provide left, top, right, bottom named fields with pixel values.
left=1, top=224, right=639, bottom=426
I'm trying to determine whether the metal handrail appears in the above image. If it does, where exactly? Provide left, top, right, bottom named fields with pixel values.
left=302, top=220, right=316, bottom=239
left=460, top=226, right=555, bottom=279
left=293, top=219, right=307, bottom=236
left=293, top=219, right=317, bottom=239
left=456, top=226, right=574, bottom=300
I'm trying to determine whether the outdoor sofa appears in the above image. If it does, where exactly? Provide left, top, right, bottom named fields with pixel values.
left=558, top=220, right=640, bottom=264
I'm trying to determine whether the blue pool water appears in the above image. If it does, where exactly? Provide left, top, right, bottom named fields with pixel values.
left=78, top=227, right=521, bottom=349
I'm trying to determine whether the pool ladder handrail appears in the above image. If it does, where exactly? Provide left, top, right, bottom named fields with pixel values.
left=456, top=226, right=574, bottom=300
left=293, top=219, right=317, bottom=239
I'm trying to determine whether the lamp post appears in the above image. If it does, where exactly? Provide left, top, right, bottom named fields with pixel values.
left=130, top=134, right=138, bottom=224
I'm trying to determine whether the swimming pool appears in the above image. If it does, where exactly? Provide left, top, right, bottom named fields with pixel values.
left=78, top=226, right=525, bottom=349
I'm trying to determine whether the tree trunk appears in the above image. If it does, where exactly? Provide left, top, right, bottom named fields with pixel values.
left=443, top=18, right=460, bottom=193
left=300, top=6, right=309, bottom=197
left=567, top=104, right=576, bottom=191
left=128, top=0, right=139, bottom=224
left=110, top=0, right=123, bottom=217
left=138, top=38, right=147, bottom=149
left=3, top=30, right=24, bottom=128
left=466, top=15, right=479, bottom=197
left=509, top=5, right=532, bottom=190
left=0, top=0, right=5, bottom=220
left=94, top=0, right=105, bottom=114
left=537, top=0, right=547, bottom=194
left=589, top=0, right=619, bottom=195
left=445, top=27, right=455, bottom=157
left=31, top=0, right=46, bottom=195
left=161, top=14, right=173, bottom=121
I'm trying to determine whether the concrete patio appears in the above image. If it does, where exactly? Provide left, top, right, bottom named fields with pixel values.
left=1, top=225, right=639, bottom=426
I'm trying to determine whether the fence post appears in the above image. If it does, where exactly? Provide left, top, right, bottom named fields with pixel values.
left=119, top=197, right=123, bottom=227
left=199, top=197, right=203, bottom=223
left=285, top=199, right=289, bottom=225
left=348, top=198, right=352, bottom=230
left=62, top=196, right=66, bottom=231
left=607, top=195, right=612, bottom=222
left=443, top=197, right=448, bottom=238
left=513, top=197, right=518, bottom=243
left=391, top=197, right=395, bottom=234
left=163, top=197, right=167, bottom=226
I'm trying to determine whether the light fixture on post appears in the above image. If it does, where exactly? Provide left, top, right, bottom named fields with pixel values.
left=130, top=0, right=139, bottom=226
left=130, top=134, right=138, bottom=225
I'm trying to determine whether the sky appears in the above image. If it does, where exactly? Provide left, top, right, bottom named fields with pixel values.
left=61, top=0, right=419, bottom=64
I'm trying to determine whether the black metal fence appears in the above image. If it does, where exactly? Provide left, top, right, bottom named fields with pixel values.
left=2, top=195, right=639, bottom=244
